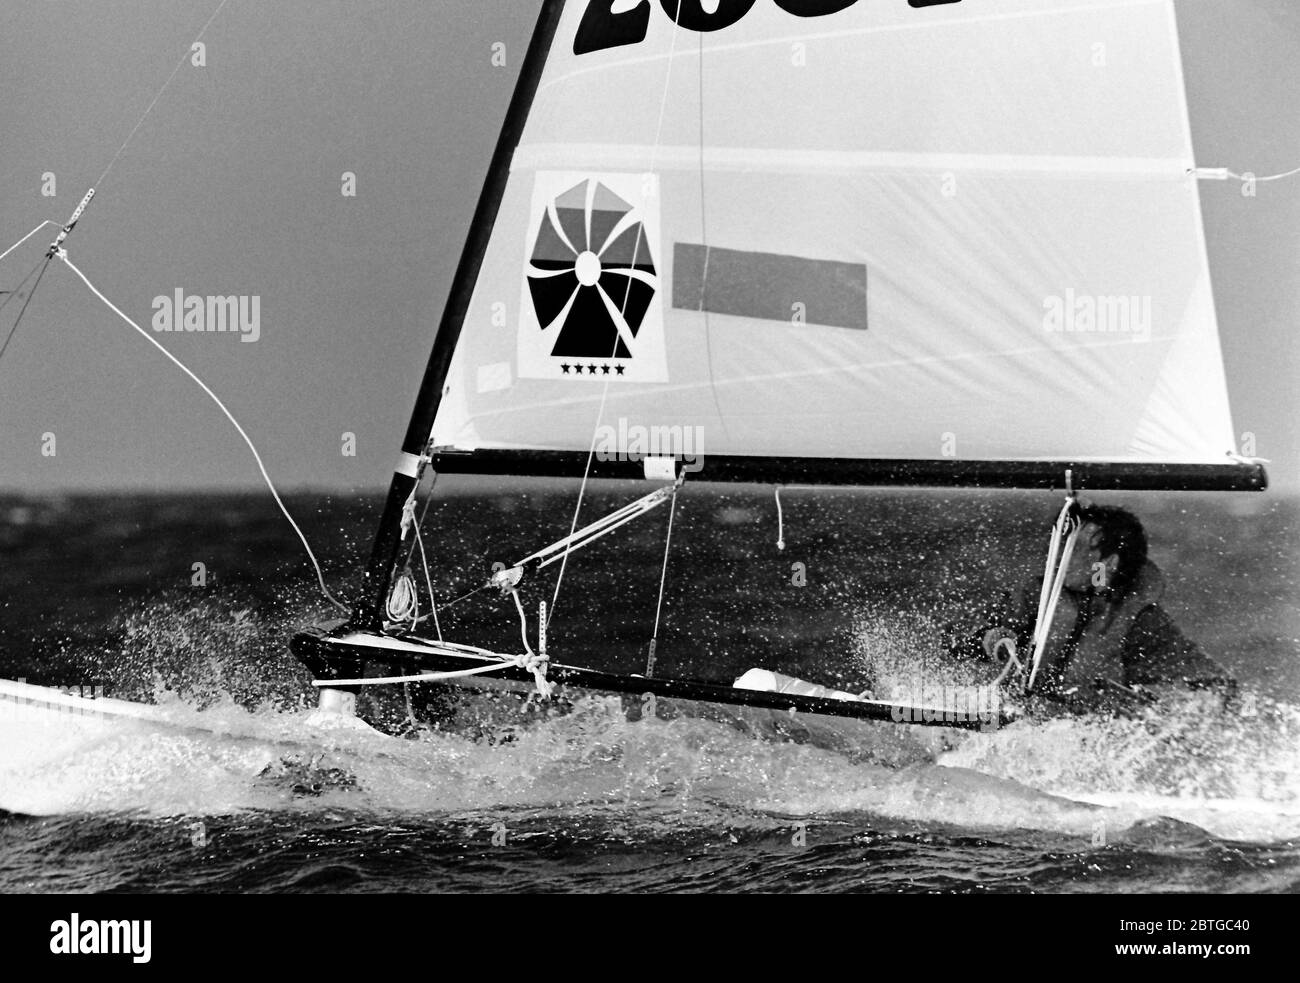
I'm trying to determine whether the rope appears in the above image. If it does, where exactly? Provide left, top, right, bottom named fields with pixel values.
left=57, top=253, right=350, bottom=615
left=312, top=657, right=543, bottom=689
left=414, top=522, right=442, bottom=641
left=406, top=469, right=442, bottom=640
left=398, top=637, right=503, bottom=659
left=1025, top=497, right=1081, bottom=691
left=509, top=588, right=553, bottom=698
left=0, top=221, right=57, bottom=266
left=774, top=487, right=786, bottom=551
left=644, top=478, right=682, bottom=677
left=1225, top=165, right=1300, bottom=183
left=313, top=603, right=553, bottom=698
left=385, top=569, right=418, bottom=623
left=990, top=636, right=1024, bottom=688
left=389, top=466, right=444, bottom=638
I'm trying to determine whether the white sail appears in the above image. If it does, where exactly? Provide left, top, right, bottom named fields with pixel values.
left=429, top=0, right=1238, bottom=470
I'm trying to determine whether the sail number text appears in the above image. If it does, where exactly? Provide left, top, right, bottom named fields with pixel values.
left=576, top=0, right=963, bottom=55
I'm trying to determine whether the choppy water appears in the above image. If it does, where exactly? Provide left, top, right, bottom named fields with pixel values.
left=1, top=487, right=1298, bottom=893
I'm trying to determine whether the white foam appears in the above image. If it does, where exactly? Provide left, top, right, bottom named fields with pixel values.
left=3, top=681, right=1298, bottom=843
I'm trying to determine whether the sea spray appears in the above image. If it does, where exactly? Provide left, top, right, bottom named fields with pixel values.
left=940, top=689, right=1300, bottom=806
left=90, top=595, right=316, bottom=713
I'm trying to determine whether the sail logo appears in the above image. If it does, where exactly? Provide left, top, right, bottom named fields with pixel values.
left=594, top=418, right=704, bottom=471
left=152, top=289, right=261, bottom=342
left=49, top=913, right=151, bottom=964
left=518, top=173, right=668, bottom=383
left=1042, top=289, right=1151, bottom=342
left=575, top=0, right=964, bottom=56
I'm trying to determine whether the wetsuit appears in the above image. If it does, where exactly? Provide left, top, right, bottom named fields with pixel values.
left=955, top=560, right=1232, bottom=710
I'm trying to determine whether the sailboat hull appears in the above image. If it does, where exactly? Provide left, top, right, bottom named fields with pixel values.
left=290, top=622, right=1014, bottom=734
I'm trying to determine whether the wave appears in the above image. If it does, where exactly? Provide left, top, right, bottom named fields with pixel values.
left=4, top=598, right=1298, bottom=847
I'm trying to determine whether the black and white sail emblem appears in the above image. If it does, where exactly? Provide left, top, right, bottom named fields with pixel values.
left=523, top=178, right=662, bottom=377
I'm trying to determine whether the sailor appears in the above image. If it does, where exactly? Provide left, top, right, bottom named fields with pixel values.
left=955, top=505, right=1234, bottom=711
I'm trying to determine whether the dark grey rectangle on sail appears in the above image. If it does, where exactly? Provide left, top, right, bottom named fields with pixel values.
left=672, top=244, right=867, bottom=330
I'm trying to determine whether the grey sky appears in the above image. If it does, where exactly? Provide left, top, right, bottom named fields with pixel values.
left=1, top=0, right=1297, bottom=493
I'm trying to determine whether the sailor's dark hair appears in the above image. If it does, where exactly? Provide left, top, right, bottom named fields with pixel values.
left=1075, top=504, right=1148, bottom=596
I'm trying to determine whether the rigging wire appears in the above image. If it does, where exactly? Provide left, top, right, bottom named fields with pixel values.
left=0, top=256, right=54, bottom=367
left=1025, top=495, right=1081, bottom=692
left=391, top=468, right=444, bottom=638
left=546, top=0, right=688, bottom=630
left=0, top=252, right=56, bottom=324
left=644, top=477, right=682, bottom=678
left=0, top=253, right=51, bottom=318
left=400, top=468, right=443, bottom=639
left=93, top=0, right=231, bottom=191
left=520, top=486, right=673, bottom=570
left=56, top=252, right=350, bottom=615
left=435, top=487, right=674, bottom=617
left=413, top=521, right=442, bottom=641
left=439, top=579, right=493, bottom=612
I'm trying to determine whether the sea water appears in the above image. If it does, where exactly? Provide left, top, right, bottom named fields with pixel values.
left=1, top=488, right=1297, bottom=893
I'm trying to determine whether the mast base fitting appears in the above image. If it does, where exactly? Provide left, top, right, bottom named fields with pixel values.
left=491, top=565, right=525, bottom=593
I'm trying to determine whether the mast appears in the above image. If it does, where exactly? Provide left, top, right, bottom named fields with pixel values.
left=354, top=0, right=568, bottom=629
